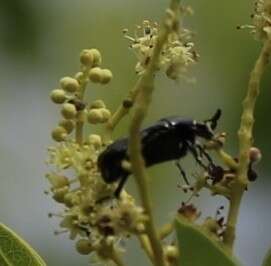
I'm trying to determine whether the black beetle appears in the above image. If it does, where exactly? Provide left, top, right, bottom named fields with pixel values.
left=98, top=109, right=221, bottom=198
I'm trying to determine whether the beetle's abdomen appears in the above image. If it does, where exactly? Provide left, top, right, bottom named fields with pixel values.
left=98, top=138, right=129, bottom=183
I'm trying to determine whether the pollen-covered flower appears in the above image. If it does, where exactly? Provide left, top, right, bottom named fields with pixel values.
left=47, top=135, right=145, bottom=256
left=240, top=0, right=271, bottom=40
left=124, top=16, right=198, bottom=80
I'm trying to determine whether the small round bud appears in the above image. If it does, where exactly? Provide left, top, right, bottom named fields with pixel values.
left=89, top=48, right=102, bottom=67
left=135, top=222, right=145, bottom=233
left=74, top=71, right=84, bottom=83
left=63, top=192, right=74, bottom=207
left=88, top=67, right=103, bottom=83
left=100, top=108, right=111, bottom=122
left=50, top=89, right=66, bottom=104
left=61, top=103, right=77, bottom=119
left=51, top=126, right=67, bottom=142
left=105, top=236, right=115, bottom=246
left=100, top=69, right=113, bottom=84
left=46, top=173, right=69, bottom=188
left=76, top=239, right=93, bottom=255
left=88, top=134, right=102, bottom=148
left=87, top=109, right=104, bottom=124
left=249, top=147, right=262, bottom=164
left=60, top=77, right=80, bottom=92
left=165, top=245, right=179, bottom=261
left=80, top=49, right=95, bottom=67
left=52, top=186, right=69, bottom=203
left=121, top=160, right=131, bottom=172
left=90, top=99, right=106, bottom=109
left=59, top=119, right=75, bottom=134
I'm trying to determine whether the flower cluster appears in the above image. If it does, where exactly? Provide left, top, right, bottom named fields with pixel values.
left=123, top=15, right=198, bottom=80
left=252, top=0, right=271, bottom=40
left=239, top=0, right=271, bottom=41
left=47, top=49, right=146, bottom=259
left=49, top=49, right=113, bottom=142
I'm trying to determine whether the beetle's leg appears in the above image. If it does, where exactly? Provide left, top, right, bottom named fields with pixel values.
left=186, top=142, right=208, bottom=170
left=114, top=175, right=129, bottom=198
left=175, top=161, right=190, bottom=185
left=195, top=142, right=215, bottom=167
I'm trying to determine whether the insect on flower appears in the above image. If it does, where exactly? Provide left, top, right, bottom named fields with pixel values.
left=98, top=109, right=222, bottom=198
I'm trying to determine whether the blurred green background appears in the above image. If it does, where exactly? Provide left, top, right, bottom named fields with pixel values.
left=0, top=0, right=271, bottom=265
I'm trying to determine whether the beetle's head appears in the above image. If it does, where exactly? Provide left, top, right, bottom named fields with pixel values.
left=194, top=109, right=222, bottom=139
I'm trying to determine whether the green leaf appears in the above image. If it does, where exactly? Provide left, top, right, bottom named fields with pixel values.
left=262, top=247, right=271, bottom=266
left=175, top=217, right=242, bottom=266
left=0, top=223, right=46, bottom=266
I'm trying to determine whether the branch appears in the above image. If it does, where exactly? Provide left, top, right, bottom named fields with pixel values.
left=128, top=1, right=181, bottom=265
left=224, top=39, right=271, bottom=249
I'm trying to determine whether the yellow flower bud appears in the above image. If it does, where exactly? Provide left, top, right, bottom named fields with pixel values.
left=88, top=67, right=103, bottom=83
left=61, top=103, right=77, bottom=119
left=60, top=77, right=80, bottom=92
left=100, top=108, right=111, bottom=122
left=46, top=173, right=69, bottom=188
left=59, top=119, right=75, bottom=134
left=50, top=89, right=66, bottom=104
left=165, top=245, right=179, bottom=261
left=90, top=99, right=106, bottom=109
left=51, top=126, right=67, bottom=142
left=74, top=71, right=84, bottom=83
left=249, top=147, right=262, bottom=163
left=87, top=109, right=103, bottom=124
left=63, top=192, right=74, bottom=207
left=80, top=49, right=94, bottom=67
left=89, top=48, right=102, bottom=67
left=76, top=239, right=93, bottom=255
left=88, top=134, right=102, bottom=148
left=52, top=186, right=69, bottom=203
left=100, top=69, right=113, bottom=84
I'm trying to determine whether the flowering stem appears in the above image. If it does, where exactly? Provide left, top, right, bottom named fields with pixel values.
left=159, top=222, right=174, bottom=239
left=75, top=75, right=88, bottom=145
left=224, top=39, right=271, bottom=249
left=110, top=248, right=126, bottom=266
left=103, top=0, right=181, bottom=144
left=103, top=79, right=141, bottom=143
left=137, top=234, right=154, bottom=263
left=128, top=1, right=180, bottom=265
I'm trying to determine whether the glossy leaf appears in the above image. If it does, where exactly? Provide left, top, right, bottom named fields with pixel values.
left=175, top=217, right=242, bottom=266
left=262, top=247, right=271, bottom=266
left=0, top=223, right=46, bottom=266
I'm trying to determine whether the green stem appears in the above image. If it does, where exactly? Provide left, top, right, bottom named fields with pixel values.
left=103, top=79, right=142, bottom=143
left=224, top=39, right=271, bottom=249
left=110, top=248, right=126, bottom=266
left=216, top=149, right=238, bottom=170
left=128, top=2, right=181, bottom=265
left=159, top=222, right=174, bottom=239
left=75, top=76, right=87, bottom=145
left=137, top=234, right=155, bottom=263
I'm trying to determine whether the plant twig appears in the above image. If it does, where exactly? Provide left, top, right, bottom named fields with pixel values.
left=224, top=39, right=271, bottom=250
left=110, top=248, right=126, bottom=266
left=75, top=74, right=88, bottom=145
left=137, top=234, right=154, bottom=263
left=103, top=79, right=142, bottom=143
left=128, top=1, right=181, bottom=265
